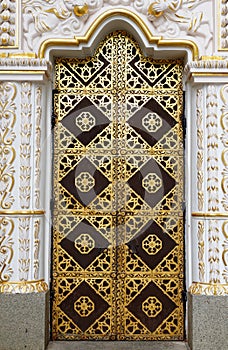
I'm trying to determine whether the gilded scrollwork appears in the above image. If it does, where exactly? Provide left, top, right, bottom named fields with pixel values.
left=34, top=86, right=42, bottom=209
left=22, top=0, right=93, bottom=50
left=0, top=0, right=18, bottom=47
left=196, top=88, right=204, bottom=211
left=0, top=279, right=48, bottom=293
left=0, top=82, right=16, bottom=209
left=20, top=82, right=32, bottom=209
left=221, top=84, right=228, bottom=211
left=19, top=217, right=30, bottom=281
left=0, top=217, right=14, bottom=282
left=222, top=221, right=228, bottom=283
left=208, top=220, right=220, bottom=283
left=197, top=221, right=205, bottom=281
left=21, top=0, right=213, bottom=53
left=189, top=281, right=228, bottom=296
left=206, top=85, right=218, bottom=212
left=145, top=0, right=212, bottom=47
left=33, top=219, right=40, bottom=280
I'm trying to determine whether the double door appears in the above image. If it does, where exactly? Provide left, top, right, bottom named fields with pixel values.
left=52, top=31, right=184, bottom=340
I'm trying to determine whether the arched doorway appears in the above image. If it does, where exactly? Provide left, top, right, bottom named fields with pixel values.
left=52, top=30, right=184, bottom=340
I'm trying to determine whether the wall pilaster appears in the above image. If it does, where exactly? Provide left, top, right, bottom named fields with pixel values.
left=0, top=58, right=52, bottom=294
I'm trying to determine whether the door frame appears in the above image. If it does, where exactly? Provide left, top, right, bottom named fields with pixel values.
left=41, top=10, right=195, bottom=336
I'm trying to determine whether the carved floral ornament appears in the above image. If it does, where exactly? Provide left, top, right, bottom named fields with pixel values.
left=19, top=0, right=213, bottom=54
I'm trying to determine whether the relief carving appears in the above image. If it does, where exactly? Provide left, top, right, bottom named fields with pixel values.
left=22, top=0, right=99, bottom=50
left=206, top=85, right=219, bottom=212
left=0, top=217, right=14, bottom=282
left=0, top=82, right=16, bottom=209
left=21, top=0, right=213, bottom=53
left=0, top=0, right=17, bottom=47
left=141, top=0, right=212, bottom=47
left=20, top=82, right=32, bottom=209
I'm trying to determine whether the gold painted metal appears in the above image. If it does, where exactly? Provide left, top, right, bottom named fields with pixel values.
left=53, top=31, right=184, bottom=340
left=38, top=9, right=199, bottom=60
left=192, top=212, right=228, bottom=218
left=189, top=282, right=228, bottom=296
left=0, top=210, right=45, bottom=216
left=0, top=279, right=48, bottom=293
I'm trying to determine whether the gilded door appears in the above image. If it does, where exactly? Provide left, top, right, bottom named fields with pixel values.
left=52, top=31, right=184, bottom=340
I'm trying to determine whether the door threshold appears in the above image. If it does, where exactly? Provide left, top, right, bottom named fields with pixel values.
left=47, top=340, right=189, bottom=350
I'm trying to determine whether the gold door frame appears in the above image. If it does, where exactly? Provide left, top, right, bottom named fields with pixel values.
left=52, top=31, right=184, bottom=340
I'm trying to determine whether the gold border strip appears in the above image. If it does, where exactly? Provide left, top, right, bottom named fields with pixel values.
left=192, top=212, right=228, bottom=218
left=0, top=279, right=45, bottom=285
left=38, top=9, right=199, bottom=60
left=0, top=70, right=47, bottom=75
left=191, top=73, right=228, bottom=77
left=0, top=210, right=45, bottom=216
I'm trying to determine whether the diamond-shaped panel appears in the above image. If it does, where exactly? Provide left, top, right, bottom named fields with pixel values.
left=127, top=281, right=177, bottom=332
left=126, top=219, right=177, bottom=270
left=61, top=96, right=110, bottom=147
left=60, top=281, right=109, bottom=332
left=128, top=97, right=176, bottom=148
left=60, top=157, right=110, bottom=207
left=127, top=158, right=175, bottom=209
left=60, top=218, right=110, bottom=269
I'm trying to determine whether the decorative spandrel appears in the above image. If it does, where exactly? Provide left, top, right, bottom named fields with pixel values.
left=52, top=31, right=184, bottom=341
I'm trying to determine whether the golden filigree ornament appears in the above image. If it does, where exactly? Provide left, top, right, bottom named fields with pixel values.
left=75, top=111, right=95, bottom=132
left=142, top=173, right=162, bottom=193
left=142, top=296, right=162, bottom=317
left=75, top=172, right=95, bottom=192
left=142, top=112, right=162, bottom=133
left=74, top=296, right=95, bottom=316
left=73, top=3, right=89, bottom=17
left=142, top=234, right=162, bottom=255
left=148, top=3, right=164, bottom=18
left=74, top=234, right=95, bottom=254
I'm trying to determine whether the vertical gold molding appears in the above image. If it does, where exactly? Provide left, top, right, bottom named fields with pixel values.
left=34, top=86, right=42, bottom=209
left=0, top=82, right=16, bottom=209
left=0, top=217, right=14, bottom=282
left=18, top=217, right=31, bottom=281
left=196, top=88, right=204, bottom=211
left=206, top=85, right=219, bottom=212
left=20, top=82, right=32, bottom=209
left=197, top=221, right=205, bottom=281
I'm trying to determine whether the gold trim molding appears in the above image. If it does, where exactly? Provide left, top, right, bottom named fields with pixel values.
left=192, top=212, right=228, bottom=218
left=0, top=210, right=45, bottom=216
left=189, top=282, right=228, bottom=296
left=38, top=9, right=199, bottom=60
left=0, top=279, right=48, bottom=293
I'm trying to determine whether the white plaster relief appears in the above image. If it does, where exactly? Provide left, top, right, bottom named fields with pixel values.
left=220, top=0, right=228, bottom=49
left=208, top=219, right=220, bottom=283
left=0, top=217, right=14, bottom=282
left=34, top=86, right=42, bottom=209
left=20, top=82, right=32, bottom=209
left=33, top=219, right=40, bottom=280
left=221, top=84, right=228, bottom=210
left=0, top=82, right=16, bottom=209
left=0, top=0, right=17, bottom=47
left=18, top=217, right=30, bottom=281
left=196, top=88, right=204, bottom=211
left=21, top=0, right=213, bottom=55
left=197, top=221, right=205, bottom=281
left=206, top=85, right=219, bottom=212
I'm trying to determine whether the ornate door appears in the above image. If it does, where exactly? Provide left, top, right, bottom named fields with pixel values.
left=52, top=31, right=184, bottom=340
